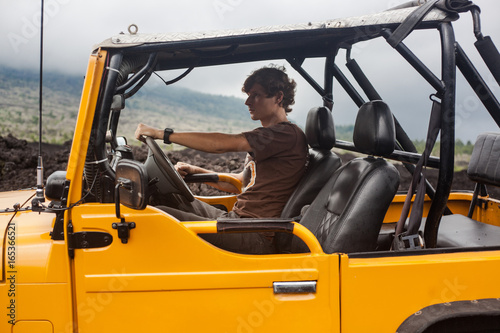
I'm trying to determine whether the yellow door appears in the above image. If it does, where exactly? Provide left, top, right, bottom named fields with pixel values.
left=69, top=204, right=339, bottom=332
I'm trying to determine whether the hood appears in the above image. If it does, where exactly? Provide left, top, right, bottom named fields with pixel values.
left=0, top=189, right=36, bottom=212
left=0, top=189, right=36, bottom=281
left=0, top=189, right=56, bottom=283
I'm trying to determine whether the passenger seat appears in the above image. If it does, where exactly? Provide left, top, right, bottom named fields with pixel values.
left=280, top=106, right=342, bottom=219
left=282, top=100, right=400, bottom=254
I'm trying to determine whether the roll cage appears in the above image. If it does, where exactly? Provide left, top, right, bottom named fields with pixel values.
left=84, top=2, right=500, bottom=250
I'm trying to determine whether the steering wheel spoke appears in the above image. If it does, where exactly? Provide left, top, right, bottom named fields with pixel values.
left=144, top=137, right=195, bottom=202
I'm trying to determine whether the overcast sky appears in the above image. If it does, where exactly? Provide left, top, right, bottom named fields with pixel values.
left=2, top=0, right=499, bottom=141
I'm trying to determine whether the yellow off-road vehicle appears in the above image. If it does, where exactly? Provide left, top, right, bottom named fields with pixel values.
left=2, top=0, right=500, bottom=332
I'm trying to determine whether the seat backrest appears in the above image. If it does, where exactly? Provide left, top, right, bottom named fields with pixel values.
left=280, top=106, right=342, bottom=219
left=289, top=100, right=400, bottom=254
left=467, top=132, right=500, bottom=187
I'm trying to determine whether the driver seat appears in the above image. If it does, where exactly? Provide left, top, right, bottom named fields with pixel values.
left=280, top=106, right=342, bottom=218
left=282, top=100, right=400, bottom=254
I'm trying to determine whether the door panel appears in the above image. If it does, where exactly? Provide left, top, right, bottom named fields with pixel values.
left=340, top=251, right=500, bottom=332
left=70, top=204, right=339, bottom=332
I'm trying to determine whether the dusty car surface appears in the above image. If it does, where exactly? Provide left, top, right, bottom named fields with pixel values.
left=2, top=0, right=500, bottom=332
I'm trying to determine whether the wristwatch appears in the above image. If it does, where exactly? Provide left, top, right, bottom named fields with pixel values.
left=163, top=128, right=174, bottom=144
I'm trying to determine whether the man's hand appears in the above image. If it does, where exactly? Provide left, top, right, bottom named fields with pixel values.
left=175, top=162, right=201, bottom=177
left=135, top=123, right=163, bottom=142
left=175, top=161, right=243, bottom=194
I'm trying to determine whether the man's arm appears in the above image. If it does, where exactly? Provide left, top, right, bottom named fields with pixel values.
left=135, top=123, right=252, bottom=153
left=176, top=162, right=244, bottom=194
left=134, top=123, right=248, bottom=193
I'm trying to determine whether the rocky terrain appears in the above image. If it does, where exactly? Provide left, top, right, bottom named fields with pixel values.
left=0, top=135, right=246, bottom=196
left=0, top=135, right=484, bottom=199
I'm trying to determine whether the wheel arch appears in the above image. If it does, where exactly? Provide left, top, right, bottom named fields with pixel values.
left=397, top=299, right=500, bottom=333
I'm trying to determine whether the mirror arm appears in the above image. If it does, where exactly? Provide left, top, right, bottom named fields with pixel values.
left=113, top=179, right=136, bottom=244
left=115, top=179, right=132, bottom=219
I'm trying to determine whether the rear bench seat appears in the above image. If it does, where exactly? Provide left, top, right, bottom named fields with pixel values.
left=379, top=132, right=500, bottom=250
left=437, top=132, right=500, bottom=248
left=433, top=215, right=500, bottom=247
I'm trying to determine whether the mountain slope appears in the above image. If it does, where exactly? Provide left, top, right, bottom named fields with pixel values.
left=0, top=66, right=255, bottom=144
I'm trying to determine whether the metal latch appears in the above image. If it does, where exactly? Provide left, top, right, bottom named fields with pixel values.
left=392, top=231, right=425, bottom=250
left=112, top=220, right=136, bottom=244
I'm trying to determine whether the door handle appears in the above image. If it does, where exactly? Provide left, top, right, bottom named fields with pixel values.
left=273, top=281, right=317, bottom=294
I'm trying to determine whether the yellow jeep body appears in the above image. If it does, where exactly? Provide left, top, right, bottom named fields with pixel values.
left=2, top=2, right=500, bottom=332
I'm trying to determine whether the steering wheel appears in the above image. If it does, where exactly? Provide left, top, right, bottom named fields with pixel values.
left=144, top=136, right=195, bottom=202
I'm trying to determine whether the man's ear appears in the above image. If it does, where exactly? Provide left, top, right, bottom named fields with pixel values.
left=276, top=91, right=284, bottom=105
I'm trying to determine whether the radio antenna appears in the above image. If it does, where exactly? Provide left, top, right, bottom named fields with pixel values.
left=32, top=0, right=45, bottom=211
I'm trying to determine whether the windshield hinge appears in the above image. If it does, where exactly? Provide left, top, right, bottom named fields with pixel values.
left=68, top=222, right=113, bottom=258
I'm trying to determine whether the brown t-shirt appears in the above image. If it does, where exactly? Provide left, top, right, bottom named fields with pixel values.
left=232, top=122, right=308, bottom=218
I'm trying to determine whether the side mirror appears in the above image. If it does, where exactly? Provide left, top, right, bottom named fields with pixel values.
left=113, top=160, right=148, bottom=244
left=115, top=159, right=149, bottom=214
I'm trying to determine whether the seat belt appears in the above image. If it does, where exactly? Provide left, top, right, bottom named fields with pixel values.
left=387, top=0, right=439, bottom=48
left=387, top=0, right=480, bottom=48
left=393, top=96, right=442, bottom=250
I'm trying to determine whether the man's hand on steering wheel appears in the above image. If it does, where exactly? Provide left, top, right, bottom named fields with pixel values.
left=175, top=162, right=195, bottom=177
left=135, top=123, right=163, bottom=143
left=175, top=162, right=214, bottom=178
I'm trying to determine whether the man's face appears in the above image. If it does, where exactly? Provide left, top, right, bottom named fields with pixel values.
left=244, top=84, right=280, bottom=123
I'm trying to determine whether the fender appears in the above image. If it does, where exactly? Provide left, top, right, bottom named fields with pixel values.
left=397, top=298, right=500, bottom=333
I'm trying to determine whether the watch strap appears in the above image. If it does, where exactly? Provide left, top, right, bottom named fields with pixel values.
left=163, top=128, right=174, bottom=144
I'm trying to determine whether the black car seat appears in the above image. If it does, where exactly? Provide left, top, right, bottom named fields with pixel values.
left=280, top=106, right=342, bottom=219
left=284, top=100, right=400, bottom=254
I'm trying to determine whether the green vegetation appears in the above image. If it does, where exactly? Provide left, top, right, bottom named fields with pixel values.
left=335, top=124, right=354, bottom=141
left=412, top=139, right=474, bottom=156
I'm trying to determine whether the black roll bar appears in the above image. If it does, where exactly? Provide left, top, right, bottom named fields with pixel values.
left=115, top=53, right=157, bottom=94
left=381, top=29, right=445, bottom=95
left=331, top=64, right=365, bottom=107
left=424, top=22, right=456, bottom=248
left=323, top=51, right=336, bottom=110
left=345, top=56, right=382, bottom=101
left=287, top=57, right=328, bottom=104
left=471, top=8, right=500, bottom=86
left=342, top=51, right=450, bottom=211
left=335, top=140, right=440, bottom=168
left=91, top=52, right=124, bottom=203
left=456, top=43, right=500, bottom=127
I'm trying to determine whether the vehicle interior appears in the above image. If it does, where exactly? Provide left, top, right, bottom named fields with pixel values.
left=48, top=2, right=500, bottom=255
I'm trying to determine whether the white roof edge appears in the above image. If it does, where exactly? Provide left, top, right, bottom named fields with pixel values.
left=94, top=7, right=452, bottom=49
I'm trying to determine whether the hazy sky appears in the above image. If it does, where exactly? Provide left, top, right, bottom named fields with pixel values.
left=2, top=0, right=499, bottom=141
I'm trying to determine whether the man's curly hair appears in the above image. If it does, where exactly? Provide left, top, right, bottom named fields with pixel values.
left=242, top=65, right=297, bottom=113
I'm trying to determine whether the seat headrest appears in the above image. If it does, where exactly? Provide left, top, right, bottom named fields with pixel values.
left=353, top=100, right=395, bottom=156
left=305, top=106, right=336, bottom=150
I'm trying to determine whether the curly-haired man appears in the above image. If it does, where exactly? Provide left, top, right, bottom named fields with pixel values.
left=135, top=66, right=308, bottom=253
